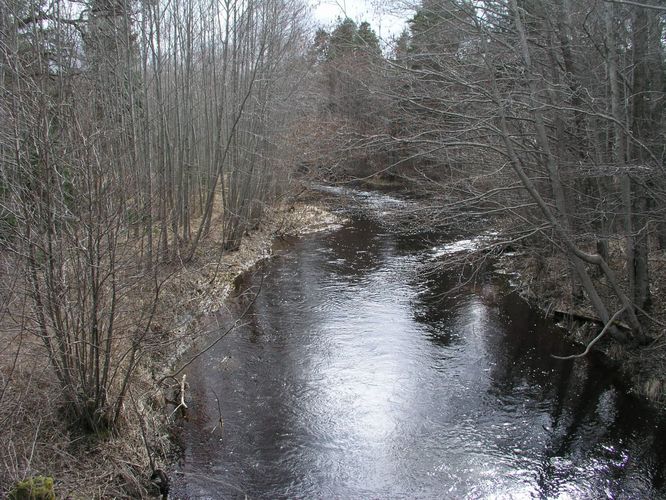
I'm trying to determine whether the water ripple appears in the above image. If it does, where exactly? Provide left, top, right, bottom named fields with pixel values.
left=173, top=209, right=666, bottom=499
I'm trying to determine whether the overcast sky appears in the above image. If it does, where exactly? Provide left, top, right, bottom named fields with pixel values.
left=309, top=0, right=412, bottom=43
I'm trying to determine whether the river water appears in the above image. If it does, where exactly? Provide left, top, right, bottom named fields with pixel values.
left=172, top=189, right=666, bottom=499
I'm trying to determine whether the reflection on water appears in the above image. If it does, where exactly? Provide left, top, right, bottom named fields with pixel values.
left=173, top=193, right=666, bottom=499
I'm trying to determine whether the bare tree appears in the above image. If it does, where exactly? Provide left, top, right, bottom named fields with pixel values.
left=0, top=0, right=312, bottom=436
left=319, top=0, right=665, bottom=343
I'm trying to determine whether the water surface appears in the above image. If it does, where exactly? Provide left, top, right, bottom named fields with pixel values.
left=172, top=190, right=666, bottom=499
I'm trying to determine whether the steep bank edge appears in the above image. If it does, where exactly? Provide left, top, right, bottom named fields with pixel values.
left=144, top=201, right=344, bottom=497
left=494, top=250, right=666, bottom=408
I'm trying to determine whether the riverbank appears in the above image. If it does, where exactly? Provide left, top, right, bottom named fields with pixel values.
left=170, top=184, right=666, bottom=498
left=495, top=246, right=666, bottom=406
left=355, top=175, right=666, bottom=406
left=0, top=193, right=341, bottom=498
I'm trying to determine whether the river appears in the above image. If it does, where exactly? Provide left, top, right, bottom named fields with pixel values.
left=171, top=188, right=666, bottom=499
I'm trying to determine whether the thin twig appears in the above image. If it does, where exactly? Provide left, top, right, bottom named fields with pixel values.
left=169, top=374, right=188, bottom=420
left=603, top=0, right=666, bottom=12
left=158, top=274, right=264, bottom=385
left=552, top=306, right=627, bottom=360
left=24, top=416, right=42, bottom=479
left=634, top=304, right=666, bottom=328
left=130, top=391, right=155, bottom=473
left=210, top=388, right=223, bottom=434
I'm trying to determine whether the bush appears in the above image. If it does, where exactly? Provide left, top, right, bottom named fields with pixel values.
left=8, top=476, right=56, bottom=500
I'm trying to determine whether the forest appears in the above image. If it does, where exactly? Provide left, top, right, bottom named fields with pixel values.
left=0, top=0, right=665, bottom=496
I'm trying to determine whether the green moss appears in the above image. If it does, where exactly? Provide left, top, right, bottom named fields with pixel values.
left=8, top=476, right=56, bottom=500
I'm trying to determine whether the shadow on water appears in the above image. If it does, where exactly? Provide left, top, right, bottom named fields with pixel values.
left=171, top=191, right=666, bottom=499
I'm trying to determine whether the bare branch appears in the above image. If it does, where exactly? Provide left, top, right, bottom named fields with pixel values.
left=552, top=307, right=628, bottom=360
left=603, top=0, right=666, bottom=12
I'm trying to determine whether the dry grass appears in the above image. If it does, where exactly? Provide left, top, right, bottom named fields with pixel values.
left=0, top=198, right=340, bottom=498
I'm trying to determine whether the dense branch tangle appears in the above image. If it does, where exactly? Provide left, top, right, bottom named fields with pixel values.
left=0, top=0, right=310, bottom=432
left=303, top=1, right=664, bottom=344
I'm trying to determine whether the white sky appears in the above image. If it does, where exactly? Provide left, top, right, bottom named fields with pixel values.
left=309, top=0, right=412, bottom=43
